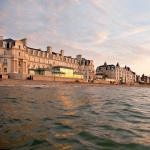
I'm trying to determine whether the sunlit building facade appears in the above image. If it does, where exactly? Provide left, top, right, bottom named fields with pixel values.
left=0, top=36, right=94, bottom=81
left=96, top=62, right=136, bottom=84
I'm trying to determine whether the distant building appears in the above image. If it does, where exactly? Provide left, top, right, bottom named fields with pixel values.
left=141, top=74, right=149, bottom=84
left=0, top=36, right=95, bottom=81
left=137, top=75, right=141, bottom=82
left=96, top=62, right=136, bottom=84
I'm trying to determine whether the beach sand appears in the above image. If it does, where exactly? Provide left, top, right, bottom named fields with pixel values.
left=0, top=79, right=149, bottom=88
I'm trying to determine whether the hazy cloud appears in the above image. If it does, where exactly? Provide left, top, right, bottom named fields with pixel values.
left=0, top=0, right=150, bottom=75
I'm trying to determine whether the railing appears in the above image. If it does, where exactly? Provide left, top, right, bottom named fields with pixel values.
left=12, top=55, right=27, bottom=59
left=0, top=54, right=11, bottom=57
left=0, top=54, right=27, bottom=59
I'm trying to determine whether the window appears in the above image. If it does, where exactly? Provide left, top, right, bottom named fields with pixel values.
left=18, top=61, right=21, bottom=66
left=7, top=43, right=9, bottom=48
left=18, top=68, right=20, bottom=73
left=4, top=51, right=6, bottom=55
left=4, top=68, right=7, bottom=72
left=18, top=45, right=21, bottom=49
left=4, top=44, right=7, bottom=48
left=4, top=59, right=7, bottom=63
left=18, top=52, right=20, bottom=56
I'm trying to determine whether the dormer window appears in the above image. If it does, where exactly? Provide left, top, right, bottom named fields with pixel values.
left=7, top=43, right=9, bottom=48
left=18, top=45, right=20, bottom=49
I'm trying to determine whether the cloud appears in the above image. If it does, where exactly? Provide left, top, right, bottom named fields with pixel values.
left=123, top=26, right=150, bottom=36
left=87, top=0, right=116, bottom=14
left=0, top=0, right=150, bottom=75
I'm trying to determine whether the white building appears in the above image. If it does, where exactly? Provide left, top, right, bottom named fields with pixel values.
left=96, top=62, right=136, bottom=84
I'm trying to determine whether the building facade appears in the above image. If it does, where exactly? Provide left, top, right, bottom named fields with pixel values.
left=141, top=74, right=150, bottom=84
left=0, top=36, right=95, bottom=81
left=96, top=62, right=136, bottom=84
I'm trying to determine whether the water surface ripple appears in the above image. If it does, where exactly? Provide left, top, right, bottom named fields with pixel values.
left=0, top=86, right=150, bottom=150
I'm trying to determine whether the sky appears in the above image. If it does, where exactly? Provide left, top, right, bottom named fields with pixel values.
left=0, top=0, right=150, bottom=76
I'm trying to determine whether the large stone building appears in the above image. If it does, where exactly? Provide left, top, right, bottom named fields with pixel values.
left=96, top=62, right=136, bottom=84
left=0, top=36, right=94, bottom=81
left=141, top=74, right=150, bottom=84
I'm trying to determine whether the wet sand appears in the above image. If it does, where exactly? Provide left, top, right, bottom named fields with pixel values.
left=0, top=79, right=149, bottom=88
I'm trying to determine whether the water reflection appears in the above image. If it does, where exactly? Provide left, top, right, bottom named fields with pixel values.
left=0, top=86, right=150, bottom=149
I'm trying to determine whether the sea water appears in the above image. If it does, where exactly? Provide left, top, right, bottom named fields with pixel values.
left=0, top=85, right=150, bottom=150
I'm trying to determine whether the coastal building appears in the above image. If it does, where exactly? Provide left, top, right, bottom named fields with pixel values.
left=141, top=74, right=150, bottom=84
left=137, top=75, right=141, bottom=82
left=96, top=62, right=136, bottom=84
left=0, top=36, right=95, bottom=81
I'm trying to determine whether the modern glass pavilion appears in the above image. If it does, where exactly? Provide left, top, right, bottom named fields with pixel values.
left=28, top=66, right=83, bottom=79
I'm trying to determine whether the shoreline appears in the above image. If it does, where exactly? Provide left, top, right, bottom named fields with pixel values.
left=0, top=79, right=149, bottom=88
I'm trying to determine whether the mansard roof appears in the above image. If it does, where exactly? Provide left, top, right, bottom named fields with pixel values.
left=1, top=38, right=15, bottom=42
left=132, top=71, right=136, bottom=75
left=97, top=65, right=105, bottom=68
left=27, top=46, right=41, bottom=51
left=107, top=64, right=115, bottom=66
left=126, top=67, right=130, bottom=71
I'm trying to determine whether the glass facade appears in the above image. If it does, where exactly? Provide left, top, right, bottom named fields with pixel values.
left=53, top=67, right=83, bottom=79
left=28, top=66, right=83, bottom=79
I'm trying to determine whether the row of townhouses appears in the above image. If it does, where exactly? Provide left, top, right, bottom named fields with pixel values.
left=96, top=62, right=136, bottom=84
left=0, top=36, right=149, bottom=84
left=96, top=62, right=150, bottom=84
left=0, top=36, right=94, bottom=82
left=137, top=74, right=150, bottom=84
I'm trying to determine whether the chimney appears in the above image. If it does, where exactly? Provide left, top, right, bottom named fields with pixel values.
left=60, top=50, right=64, bottom=57
left=21, top=38, right=27, bottom=46
left=0, top=36, right=3, bottom=40
left=76, top=54, right=82, bottom=61
left=47, top=46, right=52, bottom=54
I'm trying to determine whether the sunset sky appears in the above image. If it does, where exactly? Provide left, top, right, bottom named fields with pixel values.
left=0, top=0, right=150, bottom=76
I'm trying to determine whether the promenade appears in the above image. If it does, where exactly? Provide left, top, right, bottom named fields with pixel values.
left=0, top=79, right=149, bottom=88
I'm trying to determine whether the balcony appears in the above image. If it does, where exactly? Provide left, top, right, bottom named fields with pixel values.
left=0, top=54, right=27, bottom=60
left=0, top=54, right=11, bottom=58
left=3, top=62, right=8, bottom=66
left=12, top=55, right=27, bottom=59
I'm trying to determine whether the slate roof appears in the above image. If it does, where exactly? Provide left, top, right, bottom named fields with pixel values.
left=1, top=38, right=15, bottom=42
